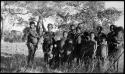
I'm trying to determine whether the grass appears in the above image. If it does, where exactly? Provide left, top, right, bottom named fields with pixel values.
left=1, top=41, right=124, bottom=73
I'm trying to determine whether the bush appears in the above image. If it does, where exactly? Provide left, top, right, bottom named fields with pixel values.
left=22, top=27, right=30, bottom=42
left=3, top=30, right=24, bottom=43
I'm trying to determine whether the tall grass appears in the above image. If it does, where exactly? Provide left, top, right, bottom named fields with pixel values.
left=1, top=52, right=122, bottom=73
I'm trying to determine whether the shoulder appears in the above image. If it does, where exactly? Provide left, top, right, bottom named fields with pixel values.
left=29, top=28, right=33, bottom=32
left=52, top=32, right=55, bottom=35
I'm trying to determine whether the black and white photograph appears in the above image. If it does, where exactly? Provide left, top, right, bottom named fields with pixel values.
left=1, top=1, right=124, bottom=73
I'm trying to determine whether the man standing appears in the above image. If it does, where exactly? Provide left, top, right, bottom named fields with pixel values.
left=27, top=21, right=40, bottom=66
left=68, top=24, right=76, bottom=41
left=107, top=25, right=118, bottom=56
left=42, top=23, right=55, bottom=65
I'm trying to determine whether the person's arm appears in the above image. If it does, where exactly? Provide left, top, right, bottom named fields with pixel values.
left=43, top=32, right=48, bottom=39
left=106, top=41, right=108, bottom=57
left=78, top=36, right=82, bottom=44
left=36, top=16, right=41, bottom=36
left=41, top=17, right=47, bottom=32
left=93, top=41, right=97, bottom=58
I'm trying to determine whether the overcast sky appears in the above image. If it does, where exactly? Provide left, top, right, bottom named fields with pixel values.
left=105, top=1, right=124, bottom=28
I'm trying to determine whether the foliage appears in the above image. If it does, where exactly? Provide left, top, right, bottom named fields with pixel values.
left=22, top=27, right=30, bottom=42
left=97, top=8, right=122, bottom=22
left=3, top=30, right=24, bottom=43
left=1, top=1, right=123, bottom=37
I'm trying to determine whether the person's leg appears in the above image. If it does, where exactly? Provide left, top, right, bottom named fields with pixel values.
left=31, top=45, right=37, bottom=64
left=42, top=43, right=47, bottom=63
left=27, top=43, right=33, bottom=66
left=27, top=49, right=32, bottom=65
left=44, top=53, right=48, bottom=63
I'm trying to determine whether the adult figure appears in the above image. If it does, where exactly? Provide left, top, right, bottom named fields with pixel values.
left=26, top=21, right=39, bottom=66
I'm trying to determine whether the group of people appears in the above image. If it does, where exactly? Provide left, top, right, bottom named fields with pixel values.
left=26, top=19, right=124, bottom=69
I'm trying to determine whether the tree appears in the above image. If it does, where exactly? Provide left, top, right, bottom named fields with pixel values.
left=103, top=8, right=122, bottom=23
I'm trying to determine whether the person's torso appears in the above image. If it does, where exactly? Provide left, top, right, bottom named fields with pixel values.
left=107, top=32, right=117, bottom=46
left=75, top=33, right=82, bottom=44
left=96, top=32, right=105, bottom=45
left=43, top=32, right=54, bottom=44
left=68, top=30, right=76, bottom=39
left=27, top=28, right=38, bottom=44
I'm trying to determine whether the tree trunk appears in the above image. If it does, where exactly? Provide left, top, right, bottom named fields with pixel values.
left=1, top=17, right=4, bottom=40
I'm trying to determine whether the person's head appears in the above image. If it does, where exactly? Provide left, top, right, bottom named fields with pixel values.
left=101, top=35, right=107, bottom=42
left=90, top=32, right=95, bottom=40
left=63, top=31, right=68, bottom=38
left=76, top=27, right=81, bottom=33
left=93, top=17, right=98, bottom=22
left=84, top=31, right=89, bottom=37
left=70, top=25, right=75, bottom=30
left=106, top=22, right=112, bottom=26
left=110, top=25, right=116, bottom=32
left=97, top=26, right=103, bottom=33
left=30, top=21, right=35, bottom=28
left=78, top=23, right=82, bottom=28
left=48, top=23, right=53, bottom=32
left=116, top=26, right=124, bottom=37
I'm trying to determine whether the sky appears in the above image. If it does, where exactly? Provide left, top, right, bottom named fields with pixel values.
left=105, top=1, right=124, bottom=28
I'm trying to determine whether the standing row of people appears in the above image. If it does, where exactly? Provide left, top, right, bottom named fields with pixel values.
left=26, top=19, right=124, bottom=70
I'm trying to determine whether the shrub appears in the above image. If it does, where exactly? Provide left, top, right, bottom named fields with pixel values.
left=3, top=30, right=24, bottom=43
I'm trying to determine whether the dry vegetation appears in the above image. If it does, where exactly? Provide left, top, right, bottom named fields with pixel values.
left=1, top=1, right=124, bottom=73
left=1, top=41, right=124, bottom=73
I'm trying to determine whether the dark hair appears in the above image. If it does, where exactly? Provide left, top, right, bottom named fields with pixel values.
left=78, top=23, right=82, bottom=26
left=70, top=25, right=75, bottom=28
left=101, top=34, right=107, bottom=40
left=84, top=31, right=89, bottom=36
left=63, top=31, right=68, bottom=36
left=97, top=26, right=103, bottom=31
left=110, top=25, right=116, bottom=31
left=29, top=21, right=35, bottom=25
left=76, top=27, right=81, bottom=31
left=47, top=23, right=53, bottom=28
left=90, top=32, right=95, bottom=36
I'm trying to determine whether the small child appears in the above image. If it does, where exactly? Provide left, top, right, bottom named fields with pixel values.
left=101, top=36, right=108, bottom=61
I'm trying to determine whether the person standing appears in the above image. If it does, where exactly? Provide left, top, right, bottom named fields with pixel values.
left=107, top=25, right=118, bottom=55
left=114, top=26, right=124, bottom=72
left=68, top=25, right=76, bottom=43
left=26, top=21, right=40, bottom=67
left=42, top=23, right=55, bottom=65
left=74, top=27, right=82, bottom=64
left=96, top=26, right=106, bottom=58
